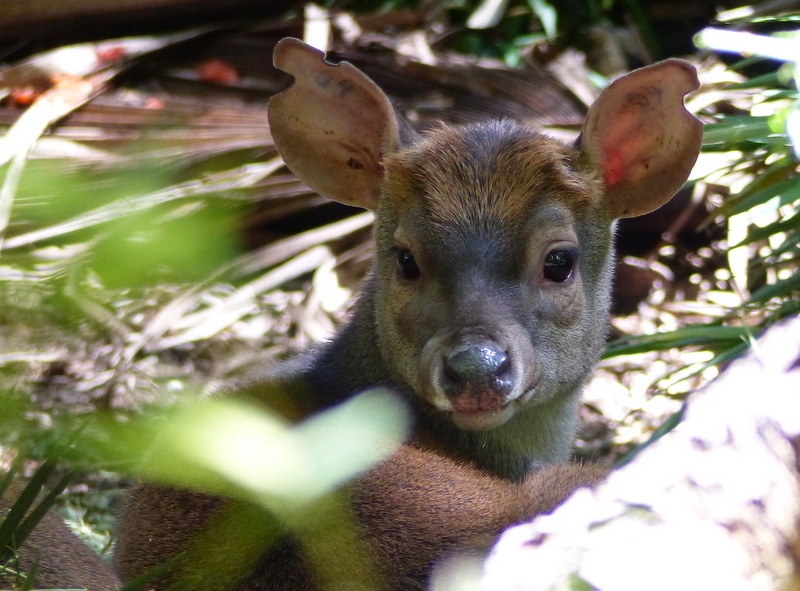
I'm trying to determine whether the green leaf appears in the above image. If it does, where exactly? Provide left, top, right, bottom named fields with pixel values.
left=526, top=0, right=557, bottom=38
left=729, top=175, right=800, bottom=217
left=0, top=460, right=58, bottom=564
left=467, top=0, right=509, bottom=29
left=745, top=270, right=800, bottom=306
left=88, top=200, right=243, bottom=287
left=603, top=325, right=754, bottom=359
left=702, top=117, right=774, bottom=145
left=731, top=213, right=800, bottom=248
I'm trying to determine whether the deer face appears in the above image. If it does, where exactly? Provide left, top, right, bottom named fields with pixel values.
left=372, top=121, right=614, bottom=430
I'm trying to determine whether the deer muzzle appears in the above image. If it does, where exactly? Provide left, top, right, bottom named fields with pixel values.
left=421, top=330, right=532, bottom=431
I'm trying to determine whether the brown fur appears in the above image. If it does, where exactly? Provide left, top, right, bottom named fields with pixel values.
left=384, top=125, right=600, bottom=227
left=0, top=482, right=120, bottom=591
left=114, top=39, right=702, bottom=591
left=350, top=441, right=608, bottom=588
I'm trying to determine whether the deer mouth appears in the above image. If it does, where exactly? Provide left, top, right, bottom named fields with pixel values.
left=449, top=403, right=515, bottom=431
left=442, top=383, right=515, bottom=430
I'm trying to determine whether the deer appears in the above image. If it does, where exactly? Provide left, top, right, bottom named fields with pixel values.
left=113, top=38, right=703, bottom=591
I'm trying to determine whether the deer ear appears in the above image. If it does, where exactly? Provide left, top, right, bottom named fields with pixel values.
left=580, top=59, right=703, bottom=219
left=268, top=38, right=400, bottom=211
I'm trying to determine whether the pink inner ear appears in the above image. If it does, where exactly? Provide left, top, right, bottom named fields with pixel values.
left=603, top=148, right=626, bottom=187
left=597, top=93, right=667, bottom=190
left=581, top=59, right=703, bottom=219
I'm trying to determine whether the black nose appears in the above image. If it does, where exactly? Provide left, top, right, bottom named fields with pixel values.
left=444, top=343, right=510, bottom=392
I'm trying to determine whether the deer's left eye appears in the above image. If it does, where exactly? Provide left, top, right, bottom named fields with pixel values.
left=543, top=249, right=576, bottom=283
left=397, top=249, right=420, bottom=280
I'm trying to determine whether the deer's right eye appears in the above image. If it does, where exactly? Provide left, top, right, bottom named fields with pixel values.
left=396, top=249, right=420, bottom=280
left=543, top=248, right=576, bottom=283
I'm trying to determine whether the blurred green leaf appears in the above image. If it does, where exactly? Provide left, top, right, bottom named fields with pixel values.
left=526, top=0, right=557, bottom=38
left=695, top=28, right=800, bottom=62
left=92, top=388, right=410, bottom=511
left=468, top=0, right=510, bottom=29
left=89, top=200, right=243, bottom=287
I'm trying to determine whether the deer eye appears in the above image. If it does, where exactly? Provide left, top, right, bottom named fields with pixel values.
left=543, top=249, right=576, bottom=283
left=396, top=249, right=420, bottom=280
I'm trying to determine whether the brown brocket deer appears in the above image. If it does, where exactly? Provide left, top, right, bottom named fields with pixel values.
left=115, top=38, right=702, bottom=590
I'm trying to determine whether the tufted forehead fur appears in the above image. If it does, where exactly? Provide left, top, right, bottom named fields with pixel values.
left=382, top=120, right=604, bottom=235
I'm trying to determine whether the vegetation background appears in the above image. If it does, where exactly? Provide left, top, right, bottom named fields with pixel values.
left=0, top=0, right=798, bottom=588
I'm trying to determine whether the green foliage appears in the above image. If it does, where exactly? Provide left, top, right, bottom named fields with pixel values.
left=326, top=0, right=643, bottom=66
left=89, top=200, right=242, bottom=288
left=2, top=159, right=248, bottom=288
left=0, top=451, right=73, bottom=589
left=88, top=389, right=410, bottom=507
